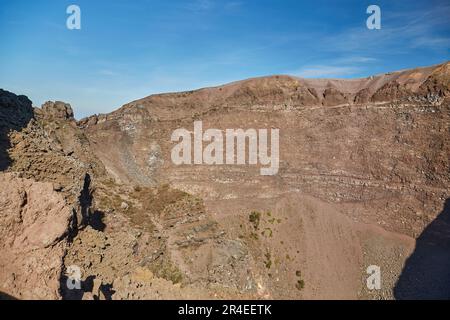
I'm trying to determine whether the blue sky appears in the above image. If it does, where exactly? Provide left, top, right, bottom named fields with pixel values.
left=1, top=0, right=449, bottom=118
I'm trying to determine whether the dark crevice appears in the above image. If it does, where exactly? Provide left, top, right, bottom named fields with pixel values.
left=60, top=274, right=115, bottom=300
left=0, top=89, right=34, bottom=171
left=394, top=198, right=450, bottom=299
left=0, top=291, right=17, bottom=300
left=79, top=173, right=93, bottom=226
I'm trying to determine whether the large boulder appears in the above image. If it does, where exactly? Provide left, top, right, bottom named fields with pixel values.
left=39, top=101, right=74, bottom=120
left=0, top=89, right=34, bottom=130
left=0, top=173, right=74, bottom=299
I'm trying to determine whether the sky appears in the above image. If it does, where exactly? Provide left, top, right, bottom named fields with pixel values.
left=0, top=0, right=449, bottom=119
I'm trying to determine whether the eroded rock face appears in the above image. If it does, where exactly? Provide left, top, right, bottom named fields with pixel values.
left=322, top=87, right=348, bottom=106
left=371, top=81, right=412, bottom=102
left=0, top=90, right=34, bottom=130
left=77, top=62, right=449, bottom=299
left=83, top=62, right=450, bottom=238
left=39, top=101, right=74, bottom=121
left=0, top=173, right=73, bottom=299
left=0, top=90, right=34, bottom=171
left=0, top=62, right=449, bottom=300
left=0, top=91, right=103, bottom=299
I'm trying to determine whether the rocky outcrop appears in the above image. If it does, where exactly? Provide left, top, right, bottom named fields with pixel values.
left=0, top=91, right=103, bottom=299
left=38, top=101, right=75, bottom=121
left=370, top=81, right=412, bottom=102
left=0, top=89, right=34, bottom=130
left=6, top=95, right=109, bottom=230
left=0, top=173, right=73, bottom=299
left=418, top=62, right=450, bottom=98
left=354, top=87, right=371, bottom=104
left=322, top=87, right=349, bottom=106
left=0, top=90, right=34, bottom=170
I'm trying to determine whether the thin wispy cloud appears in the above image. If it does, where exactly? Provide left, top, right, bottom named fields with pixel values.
left=98, top=70, right=119, bottom=77
left=184, top=0, right=214, bottom=13
left=224, top=1, right=243, bottom=11
left=181, top=0, right=243, bottom=14
left=292, top=65, right=361, bottom=78
left=1, top=0, right=448, bottom=118
left=289, top=56, right=377, bottom=78
left=411, top=37, right=450, bottom=49
left=287, top=3, right=449, bottom=79
left=321, top=3, right=450, bottom=54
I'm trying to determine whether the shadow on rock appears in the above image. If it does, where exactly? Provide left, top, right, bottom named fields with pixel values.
left=0, top=291, right=17, bottom=300
left=61, top=275, right=115, bottom=300
left=0, top=89, right=34, bottom=171
left=78, top=173, right=93, bottom=226
left=90, top=210, right=106, bottom=232
left=78, top=173, right=106, bottom=231
left=394, top=198, right=450, bottom=299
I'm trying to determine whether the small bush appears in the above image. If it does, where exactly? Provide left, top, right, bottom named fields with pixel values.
left=296, top=279, right=305, bottom=291
left=264, top=251, right=272, bottom=269
left=249, top=211, right=261, bottom=230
